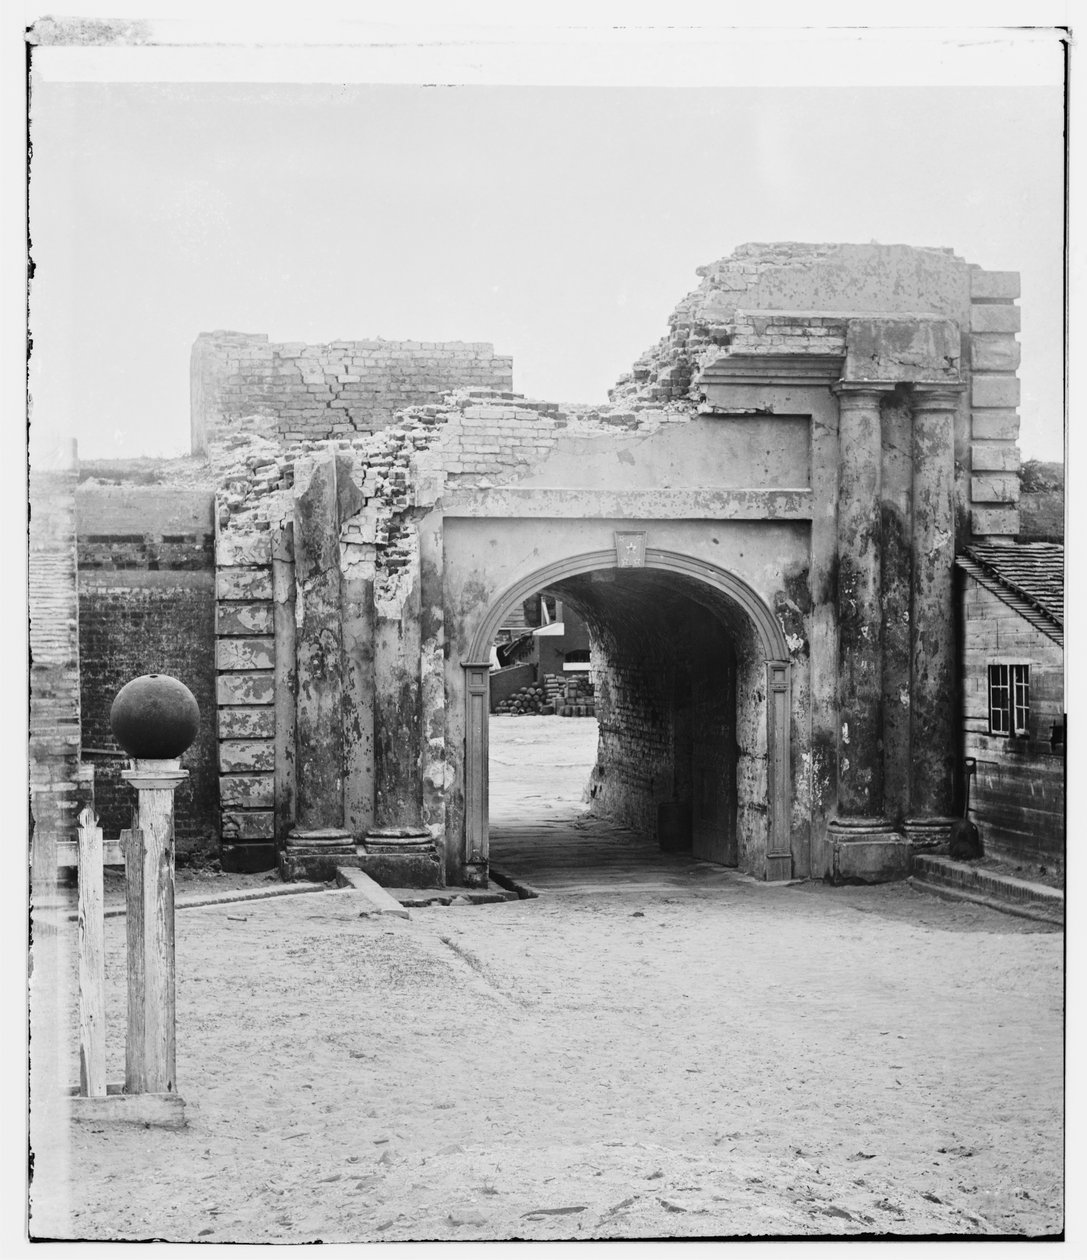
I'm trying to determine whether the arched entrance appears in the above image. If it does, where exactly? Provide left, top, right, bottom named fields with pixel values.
left=463, top=549, right=793, bottom=882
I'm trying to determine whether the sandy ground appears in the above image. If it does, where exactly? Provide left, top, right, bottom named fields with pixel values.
left=29, top=717, right=1064, bottom=1242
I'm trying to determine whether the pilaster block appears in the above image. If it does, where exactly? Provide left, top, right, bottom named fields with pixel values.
left=971, top=375, right=1020, bottom=408
left=216, top=533, right=272, bottom=566
left=216, top=671, right=274, bottom=706
left=219, top=739, right=275, bottom=772
left=971, top=507, right=1021, bottom=537
left=970, top=304, right=1021, bottom=333
left=220, top=810, right=275, bottom=840
left=971, top=473, right=1020, bottom=504
left=216, top=602, right=273, bottom=636
left=216, top=567, right=273, bottom=601
left=971, top=442, right=1021, bottom=473
left=218, top=707, right=276, bottom=739
left=971, top=409, right=1020, bottom=441
left=971, top=334, right=1021, bottom=372
left=216, top=637, right=275, bottom=672
left=219, top=773, right=274, bottom=808
left=970, top=269, right=1021, bottom=299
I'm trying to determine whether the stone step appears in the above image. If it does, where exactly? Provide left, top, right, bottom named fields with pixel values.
left=910, top=855, right=1063, bottom=924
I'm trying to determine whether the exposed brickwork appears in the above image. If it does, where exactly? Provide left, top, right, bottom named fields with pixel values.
left=29, top=467, right=87, bottom=865
left=76, top=486, right=218, bottom=858
left=191, top=331, right=513, bottom=453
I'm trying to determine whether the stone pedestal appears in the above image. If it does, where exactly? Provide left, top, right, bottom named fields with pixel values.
left=359, top=827, right=441, bottom=888
left=906, top=385, right=964, bottom=851
left=903, top=815, right=957, bottom=852
left=828, top=383, right=907, bottom=881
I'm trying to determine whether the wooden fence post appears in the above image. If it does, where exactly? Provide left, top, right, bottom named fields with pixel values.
left=120, top=759, right=187, bottom=1096
left=76, top=807, right=106, bottom=1098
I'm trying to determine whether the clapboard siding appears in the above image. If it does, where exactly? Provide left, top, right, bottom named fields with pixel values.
left=960, top=572, right=1064, bottom=866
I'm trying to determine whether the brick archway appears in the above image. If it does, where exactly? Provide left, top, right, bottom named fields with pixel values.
left=463, top=549, right=793, bottom=882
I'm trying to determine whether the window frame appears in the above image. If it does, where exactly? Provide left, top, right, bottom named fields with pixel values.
left=988, top=662, right=1030, bottom=738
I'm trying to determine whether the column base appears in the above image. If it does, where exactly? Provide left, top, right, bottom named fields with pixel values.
left=827, top=817, right=911, bottom=884
left=359, top=828, right=443, bottom=889
left=280, top=828, right=356, bottom=883
left=903, top=815, right=956, bottom=852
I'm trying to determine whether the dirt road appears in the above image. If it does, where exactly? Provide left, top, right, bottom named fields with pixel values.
left=30, top=718, right=1063, bottom=1241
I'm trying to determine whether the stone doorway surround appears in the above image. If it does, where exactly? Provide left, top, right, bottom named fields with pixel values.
left=463, top=549, right=793, bottom=885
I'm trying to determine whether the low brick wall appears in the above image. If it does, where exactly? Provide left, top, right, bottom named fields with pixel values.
left=77, top=487, right=219, bottom=859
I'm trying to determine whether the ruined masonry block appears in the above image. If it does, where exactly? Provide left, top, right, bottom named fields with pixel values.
left=971, top=473, right=1020, bottom=504
left=219, top=739, right=275, bottom=772
left=971, top=375, right=1020, bottom=408
left=970, top=442, right=1020, bottom=472
left=216, top=533, right=273, bottom=566
left=220, top=810, right=275, bottom=840
left=971, top=334, right=1021, bottom=372
left=970, top=270, right=1021, bottom=300
left=216, top=671, right=274, bottom=706
left=216, top=567, right=273, bottom=601
left=216, top=637, right=275, bottom=672
left=218, top=706, right=276, bottom=739
left=971, top=507, right=1020, bottom=537
left=970, top=304, right=1021, bottom=333
left=216, top=602, right=273, bottom=636
left=219, top=773, right=274, bottom=808
left=971, top=409, right=1020, bottom=441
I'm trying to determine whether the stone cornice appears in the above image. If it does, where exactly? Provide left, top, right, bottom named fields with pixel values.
left=699, top=353, right=845, bottom=387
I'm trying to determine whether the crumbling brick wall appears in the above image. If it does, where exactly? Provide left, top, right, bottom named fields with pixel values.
left=191, top=331, right=513, bottom=453
left=76, top=485, right=219, bottom=858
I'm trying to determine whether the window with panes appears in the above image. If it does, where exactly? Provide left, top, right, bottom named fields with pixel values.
left=988, top=663, right=1030, bottom=737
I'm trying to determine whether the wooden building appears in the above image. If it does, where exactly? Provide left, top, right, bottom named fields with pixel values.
left=957, top=543, right=1064, bottom=872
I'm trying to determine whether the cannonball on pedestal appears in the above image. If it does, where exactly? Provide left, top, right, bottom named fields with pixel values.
left=110, top=674, right=200, bottom=759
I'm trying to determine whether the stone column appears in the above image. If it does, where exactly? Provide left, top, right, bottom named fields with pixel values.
left=282, top=451, right=354, bottom=879
left=362, top=538, right=442, bottom=887
left=827, top=382, right=908, bottom=881
left=904, top=384, right=964, bottom=849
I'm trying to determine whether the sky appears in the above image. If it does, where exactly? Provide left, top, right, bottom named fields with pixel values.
left=25, top=23, right=1068, bottom=463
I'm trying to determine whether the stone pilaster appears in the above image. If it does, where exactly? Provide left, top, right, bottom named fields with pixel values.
left=282, top=451, right=354, bottom=879
left=827, top=382, right=909, bottom=881
left=904, top=385, right=964, bottom=850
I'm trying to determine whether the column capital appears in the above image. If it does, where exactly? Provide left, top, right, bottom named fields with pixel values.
left=833, top=380, right=896, bottom=404
left=911, top=382, right=966, bottom=412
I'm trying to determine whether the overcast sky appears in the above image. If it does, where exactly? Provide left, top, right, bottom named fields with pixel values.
left=26, top=25, right=1067, bottom=462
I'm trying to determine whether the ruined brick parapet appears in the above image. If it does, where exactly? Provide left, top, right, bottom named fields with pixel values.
left=611, top=241, right=1022, bottom=539
left=191, top=330, right=513, bottom=455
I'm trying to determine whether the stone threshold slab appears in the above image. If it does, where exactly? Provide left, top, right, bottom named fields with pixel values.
left=384, top=887, right=519, bottom=908
left=334, top=866, right=412, bottom=918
